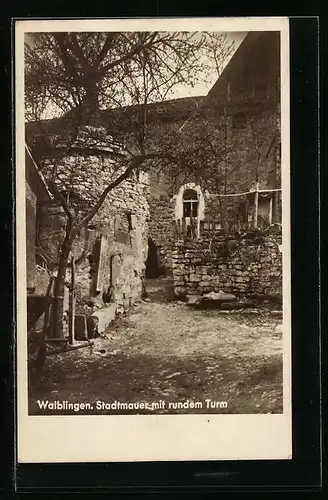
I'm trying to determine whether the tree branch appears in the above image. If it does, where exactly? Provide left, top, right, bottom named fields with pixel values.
left=98, top=32, right=158, bottom=76
left=47, top=180, right=73, bottom=223
left=95, top=33, right=117, bottom=69
left=73, top=156, right=145, bottom=232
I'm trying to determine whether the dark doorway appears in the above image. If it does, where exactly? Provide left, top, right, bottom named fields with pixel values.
left=145, top=238, right=162, bottom=278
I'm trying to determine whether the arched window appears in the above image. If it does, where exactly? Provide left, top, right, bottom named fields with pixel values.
left=183, top=189, right=198, bottom=218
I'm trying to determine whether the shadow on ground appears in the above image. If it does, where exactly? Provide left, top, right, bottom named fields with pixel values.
left=29, top=278, right=283, bottom=415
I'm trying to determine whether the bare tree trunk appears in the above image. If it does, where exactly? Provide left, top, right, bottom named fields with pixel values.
left=68, top=256, right=76, bottom=345
left=48, top=158, right=140, bottom=338
left=272, top=111, right=281, bottom=223
left=82, top=83, right=100, bottom=124
left=50, top=232, right=72, bottom=338
left=272, top=161, right=279, bottom=224
left=253, top=182, right=259, bottom=228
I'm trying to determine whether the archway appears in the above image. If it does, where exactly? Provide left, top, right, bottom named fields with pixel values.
left=182, top=188, right=199, bottom=218
left=145, top=238, right=162, bottom=278
left=174, top=183, right=205, bottom=238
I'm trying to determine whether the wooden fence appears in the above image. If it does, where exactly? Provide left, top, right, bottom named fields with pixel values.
left=173, top=187, right=282, bottom=241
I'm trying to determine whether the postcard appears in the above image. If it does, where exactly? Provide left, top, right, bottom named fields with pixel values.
left=15, top=16, right=291, bottom=462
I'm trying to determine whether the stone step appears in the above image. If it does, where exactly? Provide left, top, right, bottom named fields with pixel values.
left=201, top=291, right=237, bottom=302
left=92, top=303, right=116, bottom=334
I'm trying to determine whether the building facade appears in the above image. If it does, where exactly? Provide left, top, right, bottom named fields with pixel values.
left=25, top=127, right=150, bottom=335
left=26, top=30, right=282, bottom=320
left=25, top=145, right=54, bottom=295
left=145, top=31, right=281, bottom=276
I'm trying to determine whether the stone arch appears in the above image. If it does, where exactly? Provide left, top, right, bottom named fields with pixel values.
left=174, top=183, right=205, bottom=221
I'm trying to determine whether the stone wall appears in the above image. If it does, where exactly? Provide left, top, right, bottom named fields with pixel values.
left=26, top=180, right=51, bottom=294
left=26, top=181, right=37, bottom=288
left=33, top=127, right=149, bottom=329
left=172, top=229, right=282, bottom=299
left=146, top=105, right=280, bottom=274
left=147, top=169, right=175, bottom=274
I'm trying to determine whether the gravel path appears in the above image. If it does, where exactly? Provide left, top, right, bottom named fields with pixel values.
left=29, top=279, right=283, bottom=415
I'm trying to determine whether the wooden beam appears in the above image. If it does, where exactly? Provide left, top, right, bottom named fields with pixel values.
left=47, top=341, right=94, bottom=356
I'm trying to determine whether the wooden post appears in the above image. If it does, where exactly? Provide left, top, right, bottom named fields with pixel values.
left=273, top=105, right=281, bottom=223
left=68, top=256, right=76, bottom=345
left=269, top=197, right=273, bottom=225
left=254, top=182, right=259, bottom=228
left=193, top=217, right=197, bottom=239
left=190, top=216, right=195, bottom=239
left=176, top=219, right=181, bottom=239
left=30, top=274, right=55, bottom=382
left=223, top=105, right=229, bottom=234
left=47, top=340, right=93, bottom=356
left=182, top=217, right=186, bottom=240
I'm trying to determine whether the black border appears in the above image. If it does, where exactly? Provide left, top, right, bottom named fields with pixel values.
left=2, top=13, right=321, bottom=494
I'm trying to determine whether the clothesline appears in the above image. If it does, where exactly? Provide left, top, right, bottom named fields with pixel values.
left=209, top=188, right=282, bottom=198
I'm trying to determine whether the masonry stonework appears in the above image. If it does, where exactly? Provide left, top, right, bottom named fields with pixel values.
left=26, top=181, right=37, bottom=288
left=143, top=100, right=280, bottom=276
left=172, top=229, right=282, bottom=300
left=144, top=31, right=281, bottom=274
left=147, top=177, right=175, bottom=274
left=34, top=127, right=150, bottom=329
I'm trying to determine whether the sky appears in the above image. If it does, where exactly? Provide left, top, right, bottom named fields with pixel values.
left=171, top=32, right=247, bottom=99
left=25, top=31, right=248, bottom=118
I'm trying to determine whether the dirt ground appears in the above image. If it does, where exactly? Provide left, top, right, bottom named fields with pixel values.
left=29, top=279, right=283, bottom=415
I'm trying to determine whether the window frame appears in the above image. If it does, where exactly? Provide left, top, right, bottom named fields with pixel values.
left=183, top=199, right=198, bottom=218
